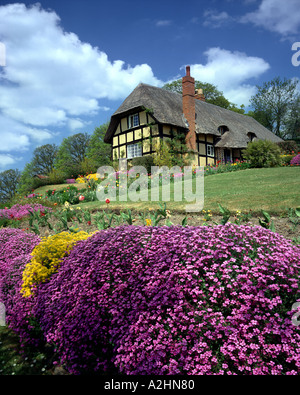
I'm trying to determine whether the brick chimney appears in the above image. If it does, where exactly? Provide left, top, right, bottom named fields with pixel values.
left=182, top=66, right=197, bottom=152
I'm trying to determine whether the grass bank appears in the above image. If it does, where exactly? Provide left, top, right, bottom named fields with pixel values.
left=34, top=166, right=300, bottom=214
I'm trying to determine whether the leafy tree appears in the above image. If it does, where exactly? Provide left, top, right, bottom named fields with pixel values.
left=0, top=169, right=21, bottom=202
left=284, top=96, right=300, bottom=140
left=55, top=133, right=91, bottom=178
left=31, top=143, right=58, bottom=175
left=17, top=162, right=36, bottom=195
left=85, top=123, right=111, bottom=172
left=250, top=77, right=300, bottom=139
left=162, top=79, right=244, bottom=112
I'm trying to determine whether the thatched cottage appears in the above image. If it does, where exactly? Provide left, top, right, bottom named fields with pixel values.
left=104, top=66, right=282, bottom=166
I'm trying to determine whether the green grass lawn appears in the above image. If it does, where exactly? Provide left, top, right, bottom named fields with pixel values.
left=203, top=167, right=300, bottom=213
left=34, top=167, right=300, bottom=214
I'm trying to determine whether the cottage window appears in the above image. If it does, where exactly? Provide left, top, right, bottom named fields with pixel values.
left=127, top=143, right=142, bottom=159
left=207, top=144, right=214, bottom=157
left=128, top=113, right=139, bottom=128
left=218, top=125, right=229, bottom=135
left=248, top=132, right=256, bottom=142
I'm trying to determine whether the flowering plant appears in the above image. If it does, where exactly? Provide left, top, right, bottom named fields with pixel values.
left=21, top=231, right=91, bottom=297
left=27, top=224, right=300, bottom=375
left=290, top=154, right=300, bottom=166
left=0, top=228, right=41, bottom=344
left=0, top=204, right=51, bottom=220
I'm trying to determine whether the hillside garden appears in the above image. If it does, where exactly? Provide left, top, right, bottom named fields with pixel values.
left=0, top=144, right=300, bottom=375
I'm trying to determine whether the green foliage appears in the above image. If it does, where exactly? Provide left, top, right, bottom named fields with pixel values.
left=55, top=133, right=91, bottom=178
left=131, top=155, right=155, bottom=174
left=0, top=169, right=21, bottom=202
left=86, top=123, right=112, bottom=171
left=259, top=210, right=275, bottom=232
left=250, top=77, right=300, bottom=139
left=17, top=162, right=36, bottom=195
left=162, top=79, right=245, bottom=112
left=79, top=157, right=97, bottom=176
left=218, top=203, right=231, bottom=225
left=242, top=140, right=282, bottom=168
left=152, top=140, right=173, bottom=168
left=31, top=144, right=58, bottom=175
left=277, top=140, right=299, bottom=154
left=287, top=207, right=300, bottom=232
left=48, top=168, right=66, bottom=185
left=152, top=130, right=193, bottom=169
left=280, top=154, right=295, bottom=166
left=139, top=202, right=170, bottom=226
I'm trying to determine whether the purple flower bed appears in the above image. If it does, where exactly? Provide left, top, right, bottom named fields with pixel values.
left=291, top=154, right=300, bottom=165
left=66, top=178, right=76, bottom=184
left=0, top=229, right=41, bottom=345
left=26, top=224, right=300, bottom=375
left=0, top=203, right=51, bottom=219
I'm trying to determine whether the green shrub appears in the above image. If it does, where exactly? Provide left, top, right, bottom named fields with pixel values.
left=131, top=155, right=155, bottom=174
left=48, top=169, right=66, bottom=185
left=153, top=140, right=173, bottom=168
left=242, top=140, right=282, bottom=168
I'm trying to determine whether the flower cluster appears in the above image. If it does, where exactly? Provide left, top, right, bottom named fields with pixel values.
left=0, top=204, right=51, bottom=220
left=46, top=185, right=97, bottom=205
left=0, top=229, right=41, bottom=344
left=21, top=231, right=91, bottom=297
left=290, top=154, right=300, bottom=166
left=25, top=224, right=300, bottom=375
left=76, top=173, right=99, bottom=183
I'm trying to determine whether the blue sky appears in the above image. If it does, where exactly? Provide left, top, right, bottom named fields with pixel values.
left=0, top=0, right=299, bottom=172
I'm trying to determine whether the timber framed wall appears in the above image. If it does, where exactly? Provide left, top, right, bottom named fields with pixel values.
left=111, top=109, right=184, bottom=161
left=196, top=133, right=216, bottom=166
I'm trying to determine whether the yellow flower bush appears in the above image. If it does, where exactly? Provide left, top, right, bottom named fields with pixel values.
left=76, top=173, right=99, bottom=184
left=21, top=231, right=92, bottom=297
left=76, top=177, right=85, bottom=183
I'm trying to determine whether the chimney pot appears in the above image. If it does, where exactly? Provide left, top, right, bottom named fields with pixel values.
left=186, top=65, right=190, bottom=76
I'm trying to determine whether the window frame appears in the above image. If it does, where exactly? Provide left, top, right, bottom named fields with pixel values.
left=207, top=144, right=215, bottom=157
left=128, top=113, right=140, bottom=129
left=127, top=142, right=142, bottom=159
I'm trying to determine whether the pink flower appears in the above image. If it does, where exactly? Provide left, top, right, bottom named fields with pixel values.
left=79, top=195, right=85, bottom=201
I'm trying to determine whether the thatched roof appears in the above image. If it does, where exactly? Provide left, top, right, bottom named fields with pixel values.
left=104, top=83, right=283, bottom=148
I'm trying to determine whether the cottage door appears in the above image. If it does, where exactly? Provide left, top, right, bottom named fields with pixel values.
left=224, top=149, right=231, bottom=164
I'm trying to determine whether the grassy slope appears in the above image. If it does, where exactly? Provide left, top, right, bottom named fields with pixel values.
left=34, top=167, right=300, bottom=214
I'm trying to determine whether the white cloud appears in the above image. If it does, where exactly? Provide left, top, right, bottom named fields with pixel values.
left=0, top=154, right=20, bottom=169
left=241, top=0, right=300, bottom=38
left=68, top=118, right=88, bottom=132
left=203, top=10, right=233, bottom=28
left=189, top=47, right=270, bottom=106
left=0, top=3, right=163, bottom=167
left=156, top=20, right=172, bottom=27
